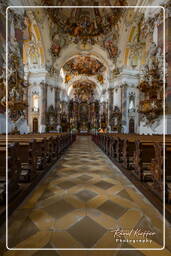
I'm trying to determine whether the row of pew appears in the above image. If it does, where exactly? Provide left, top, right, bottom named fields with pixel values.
left=92, top=133, right=171, bottom=204
left=0, top=133, right=76, bottom=204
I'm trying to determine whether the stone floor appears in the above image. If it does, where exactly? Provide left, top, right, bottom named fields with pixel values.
left=2, top=136, right=171, bottom=255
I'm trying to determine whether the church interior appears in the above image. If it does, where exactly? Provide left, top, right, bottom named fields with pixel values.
left=0, top=0, right=171, bottom=255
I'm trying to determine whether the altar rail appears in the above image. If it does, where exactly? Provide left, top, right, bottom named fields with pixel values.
left=0, top=133, right=76, bottom=222
left=92, top=133, right=171, bottom=221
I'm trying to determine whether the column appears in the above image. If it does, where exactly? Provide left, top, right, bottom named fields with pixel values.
left=55, top=87, right=61, bottom=125
left=23, top=86, right=29, bottom=121
left=108, top=88, right=114, bottom=128
left=166, top=16, right=171, bottom=133
left=114, top=86, right=121, bottom=109
left=41, top=82, right=47, bottom=130
left=99, top=103, right=103, bottom=127
left=55, top=87, right=60, bottom=110
left=73, top=101, right=78, bottom=128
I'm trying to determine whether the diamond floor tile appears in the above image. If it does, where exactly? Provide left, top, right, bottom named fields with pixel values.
left=8, top=217, right=39, bottom=247
left=5, top=136, right=169, bottom=252
left=38, top=189, right=55, bottom=201
left=117, top=189, right=133, bottom=202
left=95, top=181, right=114, bottom=190
left=78, top=175, right=92, bottom=181
left=57, top=181, right=76, bottom=189
left=44, top=199, right=75, bottom=219
left=76, top=190, right=98, bottom=202
left=33, top=243, right=60, bottom=256
left=68, top=216, right=106, bottom=247
left=98, top=200, right=128, bottom=220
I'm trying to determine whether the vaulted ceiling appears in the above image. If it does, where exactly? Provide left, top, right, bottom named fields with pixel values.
left=43, top=0, right=127, bottom=39
left=22, top=0, right=167, bottom=102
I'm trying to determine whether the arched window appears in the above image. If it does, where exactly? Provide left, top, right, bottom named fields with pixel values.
left=32, top=94, right=39, bottom=112
left=128, top=93, right=135, bottom=113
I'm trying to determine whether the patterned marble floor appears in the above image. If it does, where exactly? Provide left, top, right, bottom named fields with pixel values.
left=2, top=136, right=171, bottom=255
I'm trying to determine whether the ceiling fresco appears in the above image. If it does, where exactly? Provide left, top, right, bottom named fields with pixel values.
left=43, top=0, right=127, bottom=45
left=38, top=0, right=130, bottom=67
left=63, top=56, right=106, bottom=76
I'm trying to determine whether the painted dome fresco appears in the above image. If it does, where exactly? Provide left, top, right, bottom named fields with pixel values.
left=42, top=0, right=127, bottom=43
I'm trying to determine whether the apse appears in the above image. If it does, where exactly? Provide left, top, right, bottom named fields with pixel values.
left=67, top=80, right=100, bottom=132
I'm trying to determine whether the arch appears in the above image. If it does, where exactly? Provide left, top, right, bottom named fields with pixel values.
left=54, top=44, right=113, bottom=105
left=61, top=53, right=109, bottom=72
left=23, top=11, right=45, bottom=66
left=66, top=76, right=105, bottom=97
left=54, top=44, right=114, bottom=73
left=67, top=79, right=101, bottom=100
left=123, top=22, right=147, bottom=68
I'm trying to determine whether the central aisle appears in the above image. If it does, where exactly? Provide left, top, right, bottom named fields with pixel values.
left=6, top=136, right=171, bottom=255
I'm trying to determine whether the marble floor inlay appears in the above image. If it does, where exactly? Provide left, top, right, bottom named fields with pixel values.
left=3, top=136, right=171, bottom=255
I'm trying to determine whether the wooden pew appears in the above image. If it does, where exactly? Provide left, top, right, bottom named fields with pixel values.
left=165, top=144, right=171, bottom=203
left=133, top=140, right=158, bottom=181
left=0, top=132, right=75, bottom=208
left=0, top=143, right=21, bottom=203
left=122, top=137, right=136, bottom=169
left=133, top=136, right=171, bottom=182
left=149, top=141, right=171, bottom=202
left=92, top=133, right=171, bottom=206
left=0, top=139, right=37, bottom=182
left=0, top=136, right=52, bottom=170
left=149, top=142, right=163, bottom=199
left=17, top=133, right=74, bottom=159
left=109, top=135, right=117, bottom=159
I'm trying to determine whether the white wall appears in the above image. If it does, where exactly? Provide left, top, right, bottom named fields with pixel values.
left=47, top=87, right=55, bottom=108
left=166, top=115, right=171, bottom=134
left=139, top=117, right=164, bottom=134
left=0, top=113, right=29, bottom=134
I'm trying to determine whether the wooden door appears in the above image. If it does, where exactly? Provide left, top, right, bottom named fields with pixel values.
left=129, top=118, right=135, bottom=134
left=33, top=118, right=38, bottom=133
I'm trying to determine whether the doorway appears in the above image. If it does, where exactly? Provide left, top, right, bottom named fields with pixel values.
left=33, top=118, right=38, bottom=133
left=129, top=118, right=135, bottom=133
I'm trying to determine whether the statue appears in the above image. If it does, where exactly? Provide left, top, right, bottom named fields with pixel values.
left=51, top=42, right=60, bottom=57
left=50, top=33, right=66, bottom=57
left=148, top=42, right=157, bottom=57
left=104, top=39, right=118, bottom=59
left=56, top=124, right=61, bottom=132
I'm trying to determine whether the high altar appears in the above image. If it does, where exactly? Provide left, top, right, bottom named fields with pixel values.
left=68, top=82, right=100, bottom=133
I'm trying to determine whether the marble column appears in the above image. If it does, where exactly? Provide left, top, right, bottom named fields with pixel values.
left=55, top=87, right=60, bottom=124
left=61, top=101, right=64, bottom=114
left=114, top=86, right=121, bottom=109
left=73, top=101, right=78, bottom=127
left=55, top=87, right=60, bottom=110
left=166, top=17, right=171, bottom=133
left=41, top=82, right=47, bottom=126
left=108, top=88, right=114, bottom=127
left=99, top=103, right=103, bottom=126
left=63, top=101, right=68, bottom=119
left=23, top=87, right=29, bottom=121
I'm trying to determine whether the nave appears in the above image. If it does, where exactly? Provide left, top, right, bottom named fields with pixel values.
left=2, top=136, right=171, bottom=255
left=0, top=0, right=171, bottom=254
